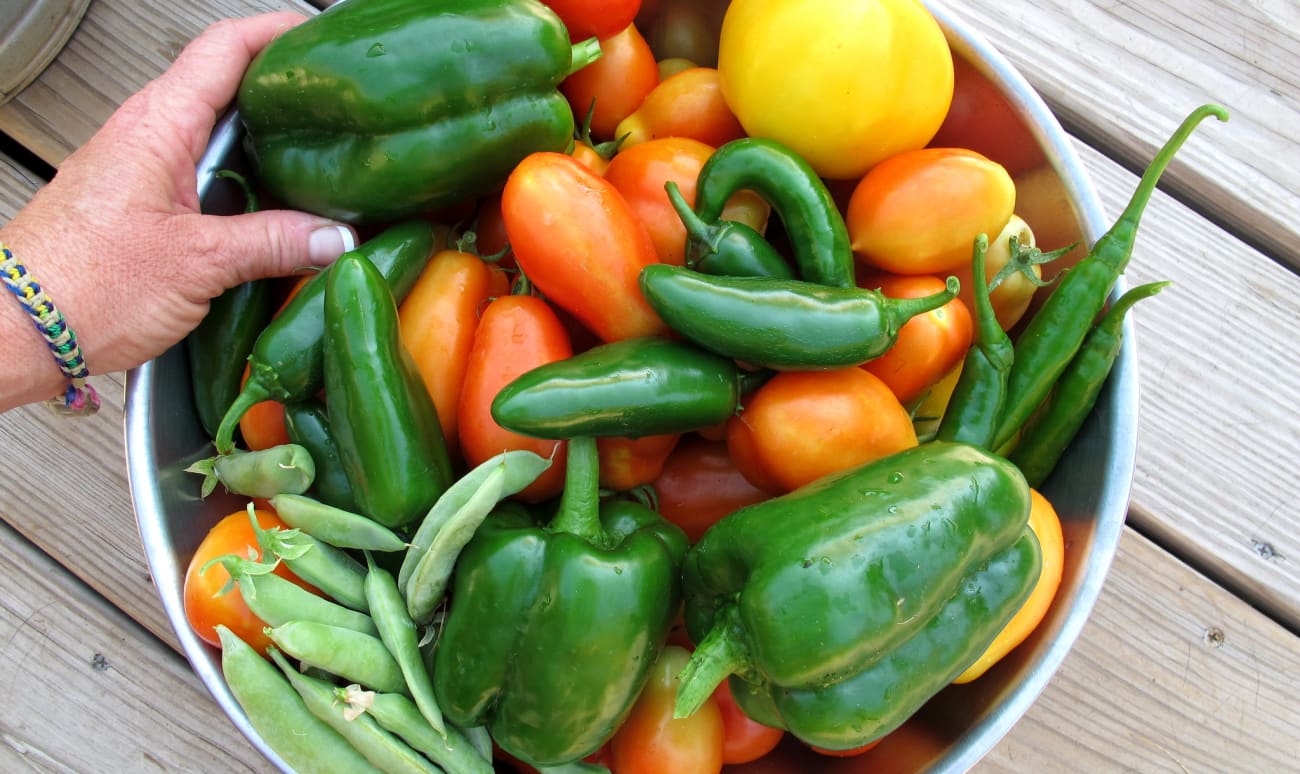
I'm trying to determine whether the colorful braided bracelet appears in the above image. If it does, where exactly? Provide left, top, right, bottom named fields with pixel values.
left=1, top=241, right=100, bottom=415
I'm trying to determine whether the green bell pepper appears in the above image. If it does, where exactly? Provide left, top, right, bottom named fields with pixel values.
left=323, top=251, right=453, bottom=529
left=433, top=436, right=687, bottom=766
left=673, top=441, right=1042, bottom=751
left=237, top=0, right=602, bottom=224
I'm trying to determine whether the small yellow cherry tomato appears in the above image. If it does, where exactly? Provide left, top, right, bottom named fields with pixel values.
left=717, top=0, right=954, bottom=180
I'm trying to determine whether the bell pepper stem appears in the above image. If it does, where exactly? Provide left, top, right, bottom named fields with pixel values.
left=673, top=604, right=752, bottom=719
left=567, top=38, right=603, bottom=76
left=548, top=436, right=606, bottom=546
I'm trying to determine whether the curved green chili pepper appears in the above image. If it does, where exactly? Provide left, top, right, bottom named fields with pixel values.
left=490, top=336, right=746, bottom=439
left=214, top=220, right=435, bottom=455
left=993, top=104, right=1227, bottom=449
left=640, top=264, right=958, bottom=370
left=284, top=398, right=357, bottom=513
left=1010, top=281, right=1170, bottom=487
left=323, top=251, right=453, bottom=529
left=692, top=137, right=854, bottom=288
left=187, top=170, right=273, bottom=441
left=665, top=181, right=794, bottom=279
left=937, top=234, right=1014, bottom=449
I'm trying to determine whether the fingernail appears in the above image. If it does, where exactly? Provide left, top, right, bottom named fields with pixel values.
left=308, top=225, right=356, bottom=265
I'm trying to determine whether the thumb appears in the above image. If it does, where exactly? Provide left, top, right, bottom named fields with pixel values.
left=196, top=209, right=358, bottom=287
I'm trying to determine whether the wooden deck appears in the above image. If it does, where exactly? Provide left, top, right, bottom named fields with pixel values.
left=1, top=0, right=1297, bottom=770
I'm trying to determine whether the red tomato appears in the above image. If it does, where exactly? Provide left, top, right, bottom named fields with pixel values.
left=561, top=24, right=660, bottom=140
left=605, top=137, right=770, bottom=267
left=928, top=55, right=1044, bottom=178
left=598, top=433, right=681, bottom=492
left=847, top=147, right=1016, bottom=275
left=810, top=740, right=882, bottom=758
left=858, top=272, right=974, bottom=405
left=502, top=152, right=668, bottom=342
left=739, top=369, right=918, bottom=492
left=712, top=680, right=784, bottom=765
left=609, top=645, right=725, bottom=774
left=614, top=67, right=746, bottom=148
left=183, top=508, right=319, bottom=656
left=458, top=295, right=572, bottom=503
left=541, top=0, right=642, bottom=42
left=652, top=436, right=770, bottom=543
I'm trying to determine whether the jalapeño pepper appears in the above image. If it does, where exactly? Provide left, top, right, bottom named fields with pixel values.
left=673, top=441, right=1041, bottom=751
left=323, top=252, right=452, bottom=529
left=640, top=264, right=958, bottom=370
left=238, top=0, right=602, bottom=224
left=433, top=437, right=687, bottom=766
left=213, top=221, right=434, bottom=455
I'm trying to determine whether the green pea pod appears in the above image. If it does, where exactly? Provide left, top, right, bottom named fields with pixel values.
left=266, top=620, right=408, bottom=695
left=993, top=104, right=1227, bottom=449
left=186, top=444, right=314, bottom=499
left=397, top=449, right=553, bottom=594
left=666, top=181, right=794, bottom=280
left=692, top=137, right=854, bottom=288
left=204, top=552, right=378, bottom=636
left=217, top=627, right=380, bottom=774
left=673, top=441, right=1040, bottom=752
left=324, top=251, right=454, bottom=529
left=269, top=493, right=408, bottom=552
left=491, top=336, right=745, bottom=439
left=214, top=220, right=435, bottom=455
left=268, top=650, right=441, bottom=774
left=640, top=264, right=959, bottom=370
left=238, top=0, right=602, bottom=224
left=1010, top=281, right=1170, bottom=487
left=365, top=552, right=446, bottom=737
left=247, top=504, right=369, bottom=611
left=937, top=234, right=1015, bottom=449
left=187, top=170, right=274, bottom=441
left=347, top=689, right=495, bottom=774
left=284, top=398, right=357, bottom=512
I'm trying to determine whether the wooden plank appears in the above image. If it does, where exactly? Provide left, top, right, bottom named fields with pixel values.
left=982, top=528, right=1300, bottom=771
left=0, top=518, right=270, bottom=772
left=0, top=0, right=316, bottom=167
left=941, top=1, right=1300, bottom=271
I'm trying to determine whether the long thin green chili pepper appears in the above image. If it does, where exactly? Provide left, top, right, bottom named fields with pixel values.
left=992, top=103, right=1227, bottom=449
left=936, top=234, right=1014, bottom=449
left=1010, top=281, right=1170, bottom=487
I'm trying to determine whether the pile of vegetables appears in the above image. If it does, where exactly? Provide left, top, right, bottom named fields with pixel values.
left=178, top=0, right=1226, bottom=771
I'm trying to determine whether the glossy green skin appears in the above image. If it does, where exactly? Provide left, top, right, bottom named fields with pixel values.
left=187, top=279, right=273, bottom=440
left=682, top=441, right=1041, bottom=750
left=665, top=181, right=793, bottom=280
left=640, top=264, right=956, bottom=370
left=323, top=253, right=452, bottom=529
left=283, top=399, right=357, bottom=512
left=214, top=220, right=433, bottom=454
left=238, top=0, right=584, bottom=224
left=434, top=480, right=688, bottom=765
left=692, top=137, right=854, bottom=288
left=490, top=337, right=742, bottom=439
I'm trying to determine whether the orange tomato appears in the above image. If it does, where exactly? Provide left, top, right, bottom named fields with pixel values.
left=237, top=275, right=312, bottom=450
left=398, top=249, right=504, bottom=453
left=561, top=24, right=659, bottom=140
left=953, top=487, right=1065, bottom=683
left=859, top=273, right=974, bottom=405
left=604, top=137, right=770, bottom=267
left=652, top=436, right=771, bottom=543
left=950, top=214, right=1042, bottom=331
left=712, top=680, right=784, bottom=765
left=614, top=67, right=746, bottom=148
left=739, top=369, right=918, bottom=492
left=183, top=507, right=318, bottom=656
left=458, top=295, right=571, bottom=503
left=723, top=414, right=786, bottom=495
left=609, top=645, right=725, bottom=774
left=847, top=147, right=1016, bottom=275
left=598, top=433, right=681, bottom=492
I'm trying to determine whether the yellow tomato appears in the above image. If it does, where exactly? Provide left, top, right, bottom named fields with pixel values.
left=953, top=487, right=1065, bottom=683
left=717, top=0, right=954, bottom=180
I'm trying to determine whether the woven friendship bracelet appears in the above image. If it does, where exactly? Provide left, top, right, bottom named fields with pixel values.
left=0, top=242, right=100, bottom=415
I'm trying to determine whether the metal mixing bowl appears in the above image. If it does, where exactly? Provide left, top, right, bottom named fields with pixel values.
left=126, top=3, right=1134, bottom=771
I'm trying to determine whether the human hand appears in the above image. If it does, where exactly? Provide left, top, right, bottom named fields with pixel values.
left=0, top=12, right=356, bottom=410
